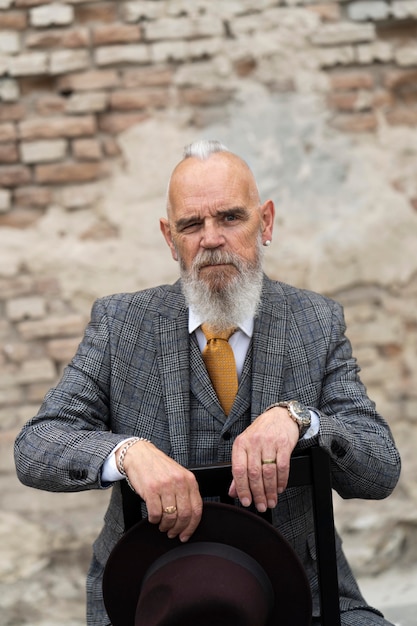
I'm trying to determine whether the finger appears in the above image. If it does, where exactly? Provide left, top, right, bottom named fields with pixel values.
left=261, top=458, right=278, bottom=508
left=178, top=486, right=203, bottom=543
left=246, top=451, right=268, bottom=513
left=231, top=445, right=252, bottom=508
left=276, top=451, right=291, bottom=495
left=158, top=501, right=179, bottom=533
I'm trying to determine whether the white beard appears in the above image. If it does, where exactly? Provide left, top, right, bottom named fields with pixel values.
left=180, top=237, right=264, bottom=332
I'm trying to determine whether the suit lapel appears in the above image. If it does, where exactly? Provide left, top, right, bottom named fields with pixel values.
left=153, top=287, right=191, bottom=467
left=250, top=279, right=289, bottom=420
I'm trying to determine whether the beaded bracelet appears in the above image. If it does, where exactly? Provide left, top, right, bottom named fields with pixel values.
left=117, top=437, right=150, bottom=492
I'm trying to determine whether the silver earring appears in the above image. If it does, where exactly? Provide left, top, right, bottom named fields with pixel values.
left=263, top=240, right=271, bottom=247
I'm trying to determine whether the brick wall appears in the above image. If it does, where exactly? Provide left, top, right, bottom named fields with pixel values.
left=1, top=1, right=417, bottom=223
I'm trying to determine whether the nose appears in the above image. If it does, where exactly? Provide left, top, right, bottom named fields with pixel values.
left=200, top=222, right=224, bottom=249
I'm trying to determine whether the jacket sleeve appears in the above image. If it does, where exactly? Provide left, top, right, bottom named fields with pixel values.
left=299, top=299, right=401, bottom=501
left=14, top=297, right=128, bottom=493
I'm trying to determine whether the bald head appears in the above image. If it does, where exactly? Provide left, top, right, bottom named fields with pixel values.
left=166, top=140, right=261, bottom=218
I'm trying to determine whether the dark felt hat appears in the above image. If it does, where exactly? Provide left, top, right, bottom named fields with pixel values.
left=103, top=502, right=312, bottom=626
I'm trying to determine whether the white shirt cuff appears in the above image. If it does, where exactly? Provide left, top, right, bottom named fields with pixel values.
left=101, top=438, right=132, bottom=483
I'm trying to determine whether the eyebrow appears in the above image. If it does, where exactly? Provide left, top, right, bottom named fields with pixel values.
left=175, top=206, right=248, bottom=231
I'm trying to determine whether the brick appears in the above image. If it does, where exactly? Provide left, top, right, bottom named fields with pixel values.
left=50, top=49, right=90, bottom=75
left=179, top=87, right=233, bottom=107
left=35, top=161, right=103, bottom=184
left=0, top=275, right=35, bottom=300
left=0, top=206, right=42, bottom=227
left=92, top=24, right=142, bottom=45
left=0, top=103, right=25, bottom=122
left=19, top=116, right=96, bottom=140
left=311, top=23, right=375, bottom=46
left=151, top=40, right=188, bottom=63
left=384, top=68, right=417, bottom=90
left=19, top=75, right=55, bottom=96
left=72, top=138, right=102, bottom=161
left=6, top=296, right=46, bottom=322
left=0, top=30, right=21, bottom=54
left=95, top=44, right=149, bottom=66
left=56, top=181, right=103, bottom=209
left=74, top=3, right=117, bottom=24
left=98, top=111, right=149, bottom=134
left=17, top=358, right=56, bottom=384
left=110, top=88, right=169, bottom=110
left=0, top=165, right=31, bottom=187
left=56, top=69, right=119, bottom=92
left=30, top=3, right=74, bottom=27
left=328, top=90, right=388, bottom=112
left=14, top=186, right=52, bottom=208
left=386, top=107, right=417, bottom=126
left=20, top=139, right=67, bottom=164
left=18, top=314, right=85, bottom=340
left=348, top=1, right=390, bottom=21
left=0, top=78, right=20, bottom=102
left=0, top=123, right=16, bottom=143
left=395, top=46, right=417, bottom=67
left=0, top=188, right=11, bottom=212
left=146, top=16, right=223, bottom=40
left=392, top=0, right=417, bottom=19
left=26, top=27, right=89, bottom=49
left=356, top=41, right=393, bottom=64
left=66, top=91, right=108, bottom=114
left=0, top=11, right=28, bottom=30
left=330, top=112, right=378, bottom=132
left=121, top=66, right=173, bottom=88
left=121, top=1, right=164, bottom=22
left=317, top=45, right=355, bottom=67
left=329, top=70, right=374, bottom=91
left=9, top=52, right=49, bottom=77
left=46, top=337, right=80, bottom=363
left=0, top=143, right=18, bottom=164
left=35, top=95, right=66, bottom=116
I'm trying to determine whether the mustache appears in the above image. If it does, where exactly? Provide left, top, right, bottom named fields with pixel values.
left=192, top=249, right=242, bottom=272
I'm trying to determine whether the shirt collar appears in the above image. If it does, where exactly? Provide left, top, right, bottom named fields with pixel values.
left=188, top=308, right=254, bottom=338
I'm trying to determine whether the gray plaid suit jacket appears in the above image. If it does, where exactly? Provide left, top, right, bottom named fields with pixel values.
left=14, top=276, right=400, bottom=624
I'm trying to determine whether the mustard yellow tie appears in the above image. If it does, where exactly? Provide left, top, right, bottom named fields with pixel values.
left=201, top=324, right=238, bottom=415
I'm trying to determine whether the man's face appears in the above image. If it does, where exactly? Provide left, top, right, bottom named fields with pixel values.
left=160, top=152, right=274, bottom=291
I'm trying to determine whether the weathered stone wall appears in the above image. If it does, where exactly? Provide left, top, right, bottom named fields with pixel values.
left=1, top=1, right=417, bottom=624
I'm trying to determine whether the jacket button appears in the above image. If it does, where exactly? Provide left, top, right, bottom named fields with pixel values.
left=222, top=431, right=231, bottom=441
left=70, top=469, right=87, bottom=480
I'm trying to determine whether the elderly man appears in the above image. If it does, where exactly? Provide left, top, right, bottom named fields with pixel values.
left=15, top=140, right=401, bottom=625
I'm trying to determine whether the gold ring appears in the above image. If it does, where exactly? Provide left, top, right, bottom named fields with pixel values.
left=261, top=459, right=276, bottom=465
left=163, top=505, right=177, bottom=515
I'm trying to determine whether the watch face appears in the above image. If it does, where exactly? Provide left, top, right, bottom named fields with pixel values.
left=288, top=401, right=311, bottom=427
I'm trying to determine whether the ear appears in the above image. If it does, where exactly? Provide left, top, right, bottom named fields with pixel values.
left=160, top=218, right=178, bottom=261
left=260, top=199, right=275, bottom=244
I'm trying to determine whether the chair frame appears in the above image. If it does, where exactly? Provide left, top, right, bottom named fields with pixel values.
left=121, top=445, right=341, bottom=626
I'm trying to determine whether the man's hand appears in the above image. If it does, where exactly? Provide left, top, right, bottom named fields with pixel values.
left=228, top=407, right=299, bottom=512
left=117, top=441, right=203, bottom=542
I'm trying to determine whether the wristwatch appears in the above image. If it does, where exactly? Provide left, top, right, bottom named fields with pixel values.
left=267, top=400, right=311, bottom=438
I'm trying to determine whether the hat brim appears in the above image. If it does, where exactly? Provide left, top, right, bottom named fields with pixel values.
left=103, top=501, right=312, bottom=626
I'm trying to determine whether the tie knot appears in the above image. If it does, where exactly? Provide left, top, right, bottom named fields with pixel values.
left=201, top=323, right=236, bottom=342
